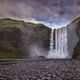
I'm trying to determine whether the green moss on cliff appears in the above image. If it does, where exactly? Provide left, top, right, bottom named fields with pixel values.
left=0, top=52, right=19, bottom=58
left=0, top=18, right=50, bottom=58
left=73, top=42, right=80, bottom=59
left=3, top=41, right=16, bottom=51
left=73, top=17, right=80, bottom=59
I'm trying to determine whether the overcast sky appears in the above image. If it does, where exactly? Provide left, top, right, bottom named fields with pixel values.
left=0, top=0, right=80, bottom=28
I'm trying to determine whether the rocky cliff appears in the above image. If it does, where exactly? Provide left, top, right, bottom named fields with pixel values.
left=67, top=17, right=80, bottom=59
left=72, top=17, right=80, bottom=59
left=0, top=18, right=50, bottom=58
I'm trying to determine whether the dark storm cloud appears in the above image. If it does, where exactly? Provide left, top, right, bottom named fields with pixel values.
left=0, top=0, right=80, bottom=23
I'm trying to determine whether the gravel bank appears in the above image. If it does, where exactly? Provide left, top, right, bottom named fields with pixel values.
left=0, top=59, right=80, bottom=80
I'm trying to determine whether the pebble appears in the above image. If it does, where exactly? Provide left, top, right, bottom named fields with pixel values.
left=0, top=59, right=79, bottom=80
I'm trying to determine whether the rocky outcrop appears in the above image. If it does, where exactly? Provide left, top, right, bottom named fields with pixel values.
left=67, top=17, right=80, bottom=59
left=0, top=18, right=50, bottom=58
left=72, top=17, right=80, bottom=59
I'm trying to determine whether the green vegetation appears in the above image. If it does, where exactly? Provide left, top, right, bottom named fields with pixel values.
left=0, top=52, right=19, bottom=58
left=3, top=41, right=16, bottom=51
left=0, top=18, right=50, bottom=59
left=0, top=18, right=23, bottom=58
left=73, top=43, right=80, bottom=59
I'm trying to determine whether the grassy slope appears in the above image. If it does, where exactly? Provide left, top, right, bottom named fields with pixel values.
left=0, top=18, right=25, bottom=58
left=0, top=18, right=50, bottom=58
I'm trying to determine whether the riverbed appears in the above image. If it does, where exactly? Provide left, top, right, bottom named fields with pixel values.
left=0, top=59, right=80, bottom=80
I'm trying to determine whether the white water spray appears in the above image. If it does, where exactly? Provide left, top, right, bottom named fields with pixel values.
left=46, top=27, right=69, bottom=58
left=50, top=29, right=54, bottom=50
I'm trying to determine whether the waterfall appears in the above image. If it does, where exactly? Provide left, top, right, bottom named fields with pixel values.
left=46, top=27, right=69, bottom=58
left=50, top=29, right=54, bottom=50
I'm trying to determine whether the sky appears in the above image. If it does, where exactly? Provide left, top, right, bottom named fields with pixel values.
left=0, top=0, right=80, bottom=28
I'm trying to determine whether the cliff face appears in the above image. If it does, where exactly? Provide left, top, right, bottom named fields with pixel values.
left=67, top=17, right=80, bottom=59
left=73, top=19, right=80, bottom=59
left=0, top=18, right=50, bottom=58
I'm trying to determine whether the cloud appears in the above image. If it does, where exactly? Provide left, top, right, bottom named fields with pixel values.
left=0, top=0, right=80, bottom=27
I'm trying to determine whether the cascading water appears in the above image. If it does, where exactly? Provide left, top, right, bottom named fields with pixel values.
left=46, top=27, right=69, bottom=58
left=49, top=29, right=54, bottom=50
